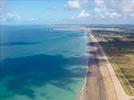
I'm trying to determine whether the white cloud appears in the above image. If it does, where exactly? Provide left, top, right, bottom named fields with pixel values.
left=66, top=0, right=134, bottom=22
left=79, top=0, right=88, bottom=4
left=109, top=12, right=121, bottom=18
left=94, top=7, right=107, bottom=18
left=1, top=12, right=40, bottom=23
left=72, top=10, right=89, bottom=19
left=120, top=0, right=134, bottom=13
left=0, top=1, right=22, bottom=23
left=1, top=12, right=22, bottom=23
left=93, top=0, right=134, bottom=19
left=78, top=10, right=89, bottom=18
left=0, top=0, right=7, bottom=14
left=94, top=7, right=121, bottom=19
left=94, top=6, right=107, bottom=13
left=64, top=0, right=89, bottom=10
left=95, top=0, right=104, bottom=6
left=6, top=12, right=22, bottom=21
left=95, top=0, right=134, bottom=13
left=64, top=0, right=81, bottom=10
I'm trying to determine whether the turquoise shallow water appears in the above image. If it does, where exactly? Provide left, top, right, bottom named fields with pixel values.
left=0, top=25, right=88, bottom=100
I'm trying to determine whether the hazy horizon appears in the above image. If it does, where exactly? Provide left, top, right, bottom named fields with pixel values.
left=1, top=0, right=134, bottom=25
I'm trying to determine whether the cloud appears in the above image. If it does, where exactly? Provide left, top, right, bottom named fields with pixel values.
left=93, top=0, right=134, bottom=19
left=72, top=10, right=89, bottom=19
left=6, top=12, right=22, bottom=21
left=94, top=0, right=134, bottom=13
left=78, top=10, right=89, bottom=18
left=0, top=1, right=22, bottom=23
left=0, top=0, right=40, bottom=24
left=1, top=11, right=40, bottom=24
left=94, top=7, right=121, bottom=19
left=64, top=0, right=89, bottom=10
left=0, top=0, right=7, bottom=14
left=109, top=12, right=121, bottom=18
left=120, top=0, right=134, bottom=13
left=1, top=12, right=22, bottom=23
left=64, top=0, right=81, bottom=10
left=68, top=0, right=123, bottom=20
left=95, top=0, right=104, bottom=6
left=79, top=0, right=88, bottom=4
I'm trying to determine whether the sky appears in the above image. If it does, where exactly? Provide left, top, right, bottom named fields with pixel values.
left=0, top=0, right=134, bottom=25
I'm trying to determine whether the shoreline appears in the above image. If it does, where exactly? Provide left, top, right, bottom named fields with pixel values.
left=79, top=28, right=134, bottom=100
left=79, top=32, right=89, bottom=100
left=79, top=28, right=118, bottom=100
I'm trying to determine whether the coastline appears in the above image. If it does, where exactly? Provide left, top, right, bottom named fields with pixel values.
left=79, top=32, right=89, bottom=100
left=79, top=30, right=91, bottom=100
left=79, top=28, right=134, bottom=100
left=79, top=28, right=118, bottom=100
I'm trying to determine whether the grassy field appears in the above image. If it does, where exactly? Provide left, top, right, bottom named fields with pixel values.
left=92, top=30, right=134, bottom=96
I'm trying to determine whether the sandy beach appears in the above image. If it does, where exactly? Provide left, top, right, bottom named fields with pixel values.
left=79, top=28, right=134, bottom=100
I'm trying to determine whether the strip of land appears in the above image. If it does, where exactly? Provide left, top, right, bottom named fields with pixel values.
left=80, top=28, right=134, bottom=100
left=92, top=29, right=134, bottom=97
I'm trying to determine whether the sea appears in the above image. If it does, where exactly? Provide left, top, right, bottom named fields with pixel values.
left=0, top=25, right=88, bottom=100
